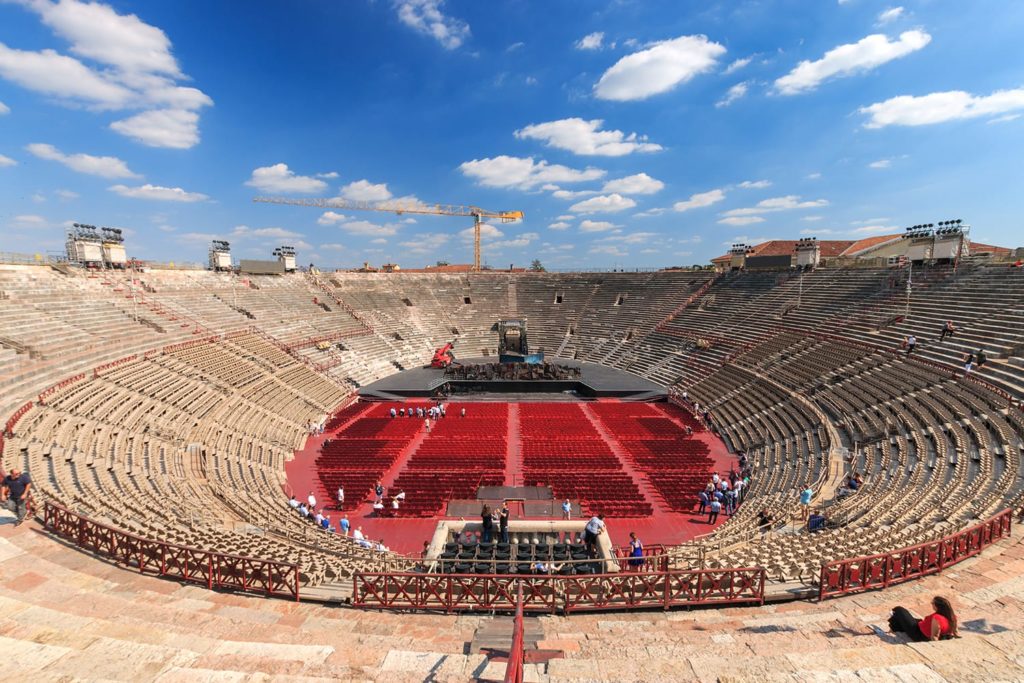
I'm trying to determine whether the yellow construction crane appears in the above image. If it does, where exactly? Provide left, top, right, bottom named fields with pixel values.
left=253, top=196, right=524, bottom=271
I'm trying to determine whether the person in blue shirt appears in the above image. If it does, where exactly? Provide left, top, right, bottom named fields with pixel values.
left=339, top=514, right=350, bottom=536
left=708, top=499, right=721, bottom=525
left=697, top=490, right=709, bottom=515
left=800, top=484, right=813, bottom=524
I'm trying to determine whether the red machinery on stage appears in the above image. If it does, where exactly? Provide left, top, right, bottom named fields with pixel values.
left=430, top=343, right=455, bottom=369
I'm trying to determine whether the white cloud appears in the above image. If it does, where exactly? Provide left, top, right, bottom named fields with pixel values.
left=0, top=154, right=16, bottom=167
left=851, top=225, right=894, bottom=234
left=575, top=32, right=604, bottom=50
left=109, top=108, right=200, bottom=149
left=492, top=232, right=540, bottom=249
left=507, top=41, right=525, bottom=53
left=55, top=189, right=79, bottom=201
left=859, top=88, right=1024, bottom=128
left=738, top=179, right=771, bottom=189
left=459, top=155, right=605, bottom=190
left=715, top=82, right=748, bottom=108
left=371, top=238, right=388, bottom=244
left=602, top=173, right=664, bottom=195
left=0, top=1, right=213, bottom=148
left=232, top=225, right=303, bottom=239
left=589, top=245, right=627, bottom=257
left=673, top=189, right=725, bottom=212
left=317, top=211, right=348, bottom=225
left=802, top=215, right=825, bottom=222
left=394, top=0, right=470, bottom=50
left=718, top=216, right=765, bottom=226
left=868, top=158, right=891, bottom=169
left=579, top=220, right=620, bottom=233
left=399, top=232, right=448, bottom=253
left=514, top=118, right=662, bottom=156
left=341, top=220, right=399, bottom=237
left=877, top=7, right=904, bottom=24
left=320, top=243, right=346, bottom=251
left=597, top=232, right=657, bottom=245
left=548, top=221, right=571, bottom=230
left=339, top=179, right=393, bottom=202
left=723, top=56, right=752, bottom=75
left=806, top=172, right=822, bottom=180
left=25, top=142, right=139, bottom=178
left=317, top=171, right=339, bottom=179
left=459, top=224, right=505, bottom=243
left=0, top=42, right=134, bottom=108
left=774, top=30, right=931, bottom=95
left=108, top=183, right=208, bottom=202
left=634, top=207, right=668, bottom=218
left=594, top=35, right=726, bottom=101
left=31, top=192, right=45, bottom=203
left=0, top=101, right=8, bottom=115
left=570, top=193, right=637, bottom=214
left=245, top=163, right=328, bottom=194
left=11, top=214, right=47, bottom=228
left=551, top=189, right=599, bottom=200
left=556, top=214, right=575, bottom=221
left=722, top=195, right=829, bottom=217
left=988, top=113, right=1022, bottom=124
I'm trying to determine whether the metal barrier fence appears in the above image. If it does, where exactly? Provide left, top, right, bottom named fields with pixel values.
left=353, top=566, right=765, bottom=613
left=504, top=583, right=525, bottom=683
left=43, top=502, right=300, bottom=601
left=818, top=509, right=1013, bottom=600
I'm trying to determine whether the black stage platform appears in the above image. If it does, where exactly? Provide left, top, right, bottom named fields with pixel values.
left=358, top=357, right=664, bottom=401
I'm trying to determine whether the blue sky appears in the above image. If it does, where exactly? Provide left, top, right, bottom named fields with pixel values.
left=1, top=0, right=1022, bottom=269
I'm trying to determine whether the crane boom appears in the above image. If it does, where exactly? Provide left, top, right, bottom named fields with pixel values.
left=253, top=195, right=523, bottom=270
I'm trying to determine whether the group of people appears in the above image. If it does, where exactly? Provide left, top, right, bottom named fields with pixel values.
left=697, top=459, right=753, bottom=525
left=305, top=419, right=326, bottom=436
left=480, top=502, right=511, bottom=544
left=902, top=321, right=989, bottom=377
left=445, top=362, right=581, bottom=382
left=372, top=480, right=406, bottom=515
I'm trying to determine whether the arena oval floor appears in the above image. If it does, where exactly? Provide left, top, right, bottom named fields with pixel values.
left=2, top=261, right=1024, bottom=681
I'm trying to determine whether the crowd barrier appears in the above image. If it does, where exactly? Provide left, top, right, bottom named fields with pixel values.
left=43, top=502, right=300, bottom=601
left=504, top=583, right=525, bottom=683
left=352, top=566, right=765, bottom=613
left=4, top=401, right=33, bottom=437
left=818, top=508, right=1013, bottom=600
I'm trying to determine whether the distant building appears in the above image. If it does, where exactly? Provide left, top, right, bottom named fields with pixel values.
left=711, top=234, right=1011, bottom=271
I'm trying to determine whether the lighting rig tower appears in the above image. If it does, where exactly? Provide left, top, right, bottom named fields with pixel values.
left=273, top=245, right=297, bottom=272
left=66, top=223, right=104, bottom=267
left=209, top=240, right=232, bottom=271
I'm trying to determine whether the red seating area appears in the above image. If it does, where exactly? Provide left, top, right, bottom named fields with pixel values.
left=387, top=404, right=508, bottom=518
left=591, top=404, right=714, bottom=513
left=316, top=409, right=423, bottom=507
left=520, top=403, right=652, bottom=518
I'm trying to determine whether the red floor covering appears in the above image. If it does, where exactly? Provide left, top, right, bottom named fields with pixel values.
left=284, top=401, right=737, bottom=555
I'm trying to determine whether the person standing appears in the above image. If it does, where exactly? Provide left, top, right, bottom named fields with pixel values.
left=800, top=483, right=814, bottom=523
left=307, top=490, right=317, bottom=511
left=1, top=468, right=32, bottom=526
left=561, top=498, right=572, bottom=520
left=939, top=320, right=956, bottom=341
left=499, top=502, right=510, bottom=544
left=707, top=498, right=721, bottom=525
left=628, top=532, right=644, bottom=570
left=584, top=514, right=606, bottom=557
left=374, top=481, right=384, bottom=504
left=905, top=335, right=917, bottom=357
left=963, top=351, right=975, bottom=375
left=336, top=485, right=344, bottom=510
left=697, top=489, right=709, bottom=515
left=481, top=505, right=494, bottom=544
left=340, top=514, right=350, bottom=536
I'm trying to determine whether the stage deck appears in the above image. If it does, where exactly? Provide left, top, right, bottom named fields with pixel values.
left=285, top=396, right=736, bottom=556
left=358, top=357, right=665, bottom=400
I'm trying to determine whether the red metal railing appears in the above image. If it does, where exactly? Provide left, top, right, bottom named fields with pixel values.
left=818, top=508, right=1012, bottom=600
left=93, top=355, right=138, bottom=378
left=43, top=502, right=300, bottom=601
left=4, top=401, right=33, bottom=437
left=504, top=582, right=525, bottom=683
left=352, top=566, right=765, bottom=613
left=36, top=374, right=87, bottom=405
